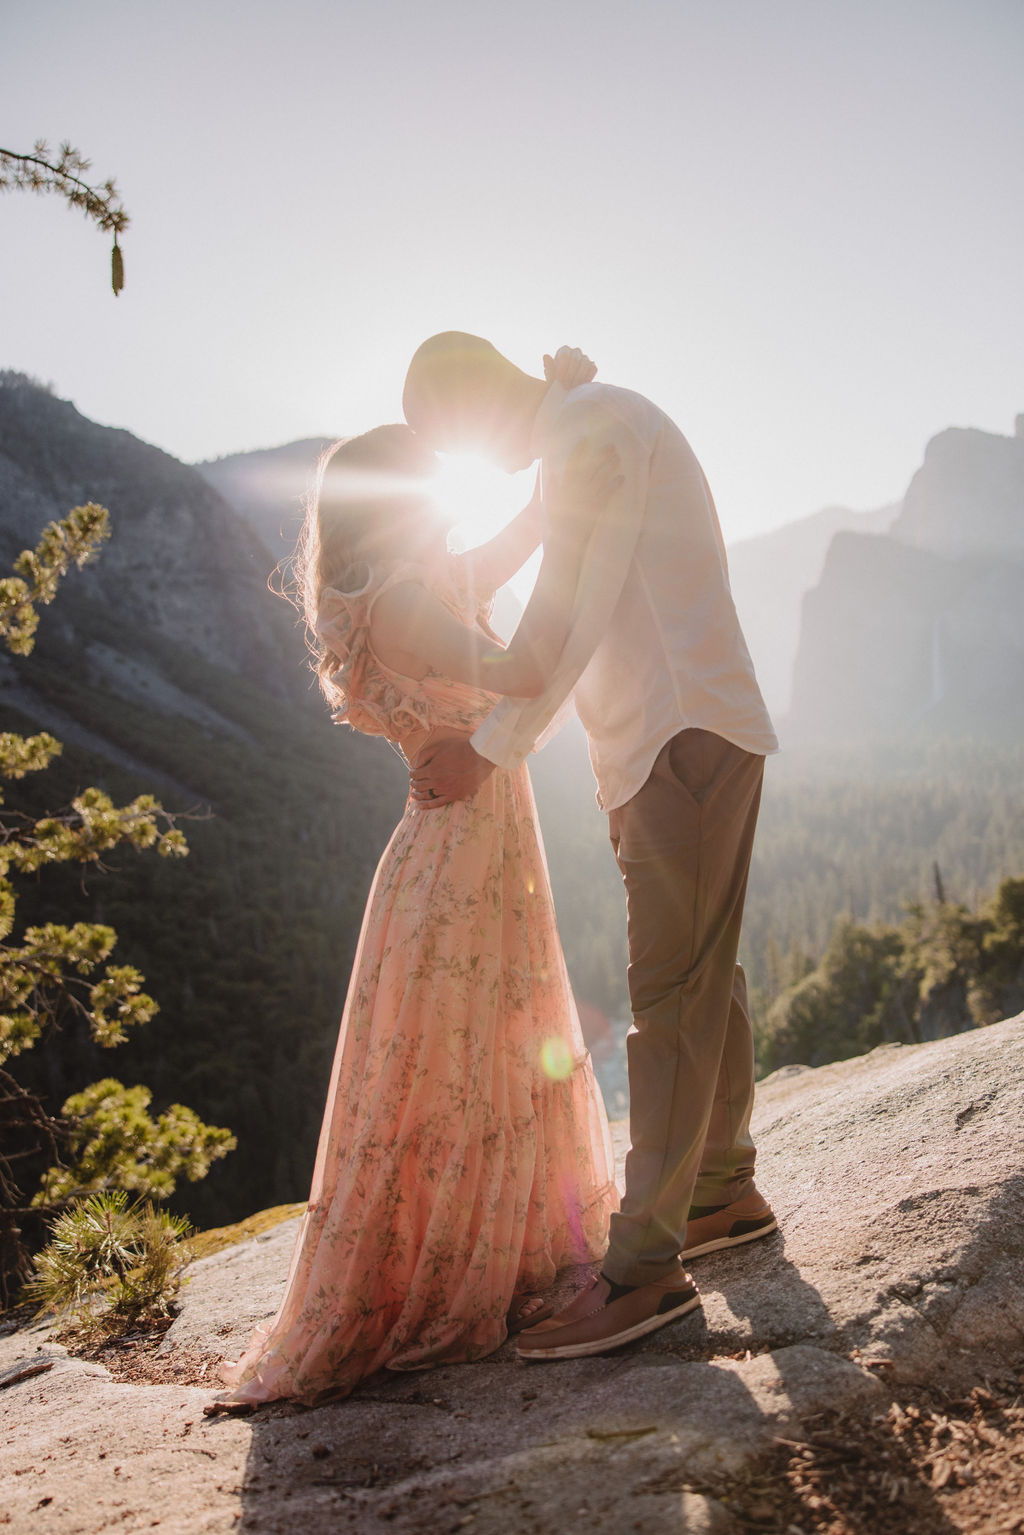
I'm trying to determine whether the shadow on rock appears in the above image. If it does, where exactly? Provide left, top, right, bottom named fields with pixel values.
left=665, top=1228, right=841, bottom=1360
left=226, top=1310, right=759, bottom=1534
left=861, top=1171, right=1024, bottom=1390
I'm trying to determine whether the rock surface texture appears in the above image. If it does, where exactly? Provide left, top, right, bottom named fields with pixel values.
left=2, top=1014, right=1022, bottom=1534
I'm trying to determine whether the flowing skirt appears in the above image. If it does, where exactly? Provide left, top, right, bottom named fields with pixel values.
left=219, top=762, right=617, bottom=1405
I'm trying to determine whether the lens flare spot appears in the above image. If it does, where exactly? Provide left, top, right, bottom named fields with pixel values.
left=526, top=876, right=535, bottom=895
left=540, top=1037, right=573, bottom=1081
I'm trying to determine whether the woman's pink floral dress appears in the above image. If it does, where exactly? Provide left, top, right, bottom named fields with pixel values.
left=219, top=555, right=617, bottom=1406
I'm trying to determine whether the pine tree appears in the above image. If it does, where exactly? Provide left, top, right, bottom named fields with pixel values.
left=1, top=512, right=234, bottom=1303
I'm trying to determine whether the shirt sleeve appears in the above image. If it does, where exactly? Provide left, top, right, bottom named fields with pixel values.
left=470, top=403, right=651, bottom=769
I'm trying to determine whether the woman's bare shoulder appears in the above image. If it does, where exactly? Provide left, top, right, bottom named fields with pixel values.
left=369, top=580, right=455, bottom=680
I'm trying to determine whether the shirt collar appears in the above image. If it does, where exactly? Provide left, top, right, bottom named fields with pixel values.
left=528, top=381, right=567, bottom=462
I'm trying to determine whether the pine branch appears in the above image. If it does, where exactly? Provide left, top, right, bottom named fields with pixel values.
left=0, top=503, right=110, bottom=657
left=0, top=140, right=129, bottom=295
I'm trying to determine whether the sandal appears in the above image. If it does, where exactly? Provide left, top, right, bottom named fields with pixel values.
left=507, top=1293, right=554, bottom=1335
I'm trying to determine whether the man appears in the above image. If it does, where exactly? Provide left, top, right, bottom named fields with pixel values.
left=403, top=332, right=779, bottom=1358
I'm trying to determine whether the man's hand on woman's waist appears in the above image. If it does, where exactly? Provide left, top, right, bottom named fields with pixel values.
left=410, top=737, right=497, bottom=809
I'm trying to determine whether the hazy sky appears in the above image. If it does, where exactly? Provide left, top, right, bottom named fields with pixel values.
left=2, top=0, right=1021, bottom=541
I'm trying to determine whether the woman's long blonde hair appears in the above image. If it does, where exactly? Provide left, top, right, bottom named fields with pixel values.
left=289, top=423, right=436, bottom=706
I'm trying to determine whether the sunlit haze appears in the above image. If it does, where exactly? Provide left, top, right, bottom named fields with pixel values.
left=437, top=453, right=537, bottom=595
left=2, top=0, right=1022, bottom=542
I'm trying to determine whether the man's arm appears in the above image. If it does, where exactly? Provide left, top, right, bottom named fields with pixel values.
left=466, top=406, right=652, bottom=772
left=412, top=410, right=649, bottom=806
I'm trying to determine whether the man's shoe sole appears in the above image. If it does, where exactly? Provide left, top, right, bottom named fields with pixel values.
left=683, top=1215, right=778, bottom=1260
left=516, top=1290, right=702, bottom=1360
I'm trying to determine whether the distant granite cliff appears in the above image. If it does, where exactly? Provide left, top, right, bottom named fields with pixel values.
left=894, top=419, right=1024, bottom=558
left=787, top=417, right=1024, bottom=741
left=727, top=502, right=897, bottom=719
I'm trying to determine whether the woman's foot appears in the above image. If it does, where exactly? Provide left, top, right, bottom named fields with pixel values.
left=507, top=1293, right=554, bottom=1335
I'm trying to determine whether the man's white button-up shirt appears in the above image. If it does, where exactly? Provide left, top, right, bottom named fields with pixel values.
left=471, top=380, right=778, bottom=810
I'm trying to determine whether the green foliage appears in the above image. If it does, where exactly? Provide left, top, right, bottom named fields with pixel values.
left=3, top=581, right=408, bottom=1230
left=758, top=920, right=915, bottom=1070
left=0, top=502, right=109, bottom=654
left=0, top=142, right=128, bottom=294
left=741, top=742, right=1024, bottom=1033
left=24, top=1190, right=191, bottom=1323
left=0, top=512, right=232, bottom=1303
left=974, top=878, right=1024, bottom=1023
left=757, top=875, right=1024, bottom=1074
left=2, top=524, right=189, bottom=1072
left=34, top=1079, right=236, bottom=1206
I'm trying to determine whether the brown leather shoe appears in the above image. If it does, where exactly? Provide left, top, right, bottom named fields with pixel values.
left=681, top=1187, right=777, bottom=1259
left=516, top=1271, right=700, bottom=1360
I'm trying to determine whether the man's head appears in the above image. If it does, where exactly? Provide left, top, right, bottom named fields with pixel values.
left=403, top=331, right=547, bottom=472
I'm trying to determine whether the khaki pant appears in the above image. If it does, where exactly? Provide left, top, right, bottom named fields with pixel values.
left=603, top=728, right=764, bottom=1287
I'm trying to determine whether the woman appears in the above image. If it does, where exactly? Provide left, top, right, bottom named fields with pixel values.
left=211, top=351, right=618, bottom=1409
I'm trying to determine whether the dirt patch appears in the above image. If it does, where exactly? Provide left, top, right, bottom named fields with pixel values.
left=689, top=1363, right=1024, bottom=1534
left=50, top=1314, right=222, bottom=1388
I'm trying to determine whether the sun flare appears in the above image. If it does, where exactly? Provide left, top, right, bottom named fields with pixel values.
left=432, top=453, right=534, bottom=556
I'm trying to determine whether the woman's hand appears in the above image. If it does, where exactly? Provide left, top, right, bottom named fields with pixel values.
left=544, top=438, right=622, bottom=548
left=542, top=346, right=597, bottom=391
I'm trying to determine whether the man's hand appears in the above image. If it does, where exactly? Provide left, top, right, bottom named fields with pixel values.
left=410, top=737, right=497, bottom=809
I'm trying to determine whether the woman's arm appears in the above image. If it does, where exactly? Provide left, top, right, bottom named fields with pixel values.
left=370, top=441, right=621, bottom=700
left=454, top=473, right=543, bottom=597
left=451, top=347, right=599, bottom=596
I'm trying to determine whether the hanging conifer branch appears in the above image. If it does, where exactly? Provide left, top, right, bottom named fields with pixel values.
left=0, top=140, right=129, bottom=295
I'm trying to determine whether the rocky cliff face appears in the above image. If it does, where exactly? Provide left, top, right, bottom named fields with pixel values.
left=787, top=419, right=1024, bottom=741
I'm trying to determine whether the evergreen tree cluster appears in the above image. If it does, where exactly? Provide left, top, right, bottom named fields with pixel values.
left=756, top=875, right=1024, bottom=1074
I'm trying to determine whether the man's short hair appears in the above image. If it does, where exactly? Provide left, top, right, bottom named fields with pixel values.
left=403, top=332, right=523, bottom=445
